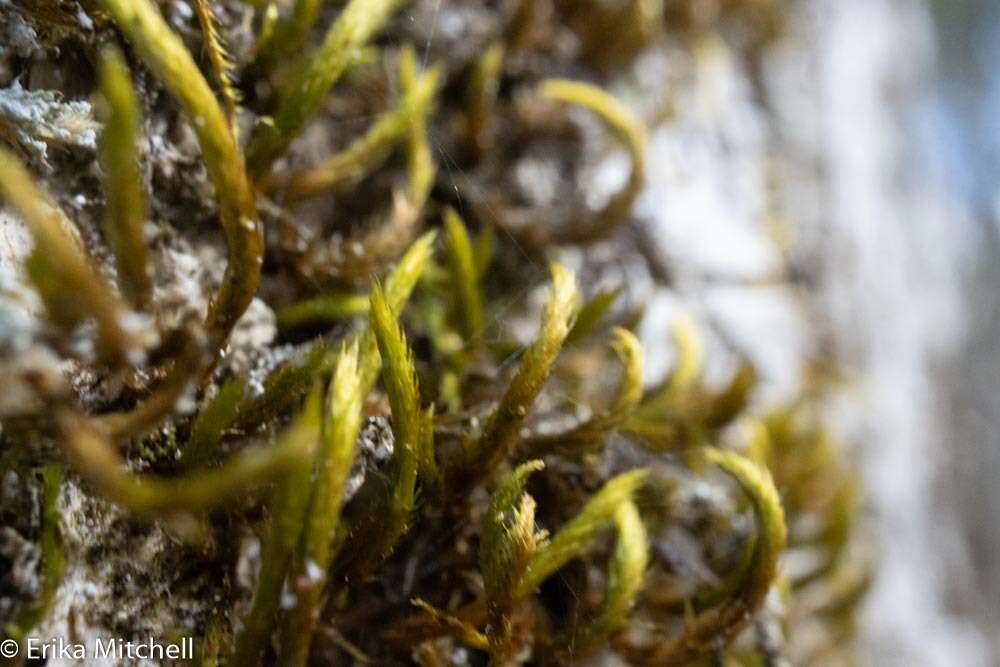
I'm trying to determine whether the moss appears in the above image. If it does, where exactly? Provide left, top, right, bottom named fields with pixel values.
left=95, top=47, right=151, bottom=309
left=246, top=0, right=407, bottom=174
left=277, top=342, right=364, bottom=665
left=334, top=281, right=423, bottom=579
left=266, top=60, right=441, bottom=203
left=231, top=386, right=323, bottom=665
left=99, top=0, right=262, bottom=349
left=0, top=1, right=866, bottom=665
left=4, top=466, right=64, bottom=650
left=446, top=262, right=580, bottom=495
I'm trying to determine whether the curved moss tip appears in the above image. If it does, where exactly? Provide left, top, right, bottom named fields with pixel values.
left=574, top=498, right=648, bottom=653
left=633, top=448, right=786, bottom=665
left=539, top=78, right=647, bottom=242
left=540, top=78, right=647, bottom=168
left=519, top=468, right=648, bottom=597
left=521, top=325, right=643, bottom=459
left=609, top=327, right=644, bottom=413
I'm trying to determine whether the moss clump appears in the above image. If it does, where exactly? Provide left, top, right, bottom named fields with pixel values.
left=0, top=0, right=866, bottom=665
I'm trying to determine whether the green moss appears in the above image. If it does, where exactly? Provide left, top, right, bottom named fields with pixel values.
left=4, top=466, right=64, bottom=647
left=277, top=343, right=364, bottom=665
left=99, top=0, right=262, bottom=348
left=335, top=282, right=423, bottom=579
left=446, top=263, right=580, bottom=494
left=624, top=449, right=785, bottom=665
left=0, top=2, right=864, bottom=664
left=231, top=387, right=323, bottom=665
left=246, top=0, right=407, bottom=174
left=0, top=149, right=140, bottom=366
left=96, top=48, right=151, bottom=309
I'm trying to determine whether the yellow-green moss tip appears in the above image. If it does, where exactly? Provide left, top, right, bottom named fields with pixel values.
left=58, top=411, right=314, bottom=517
left=278, top=342, right=364, bottom=665
left=96, top=47, right=151, bottom=309
left=522, top=326, right=643, bottom=458
left=540, top=78, right=647, bottom=242
left=465, top=41, right=505, bottom=155
left=254, top=0, right=323, bottom=67
left=276, top=293, right=371, bottom=330
left=519, top=468, right=648, bottom=596
left=273, top=61, right=441, bottom=202
left=449, top=263, right=580, bottom=491
left=357, top=230, right=438, bottom=393
left=338, top=283, right=424, bottom=576
left=480, top=460, right=548, bottom=663
left=573, top=498, right=648, bottom=654
left=443, top=207, right=484, bottom=340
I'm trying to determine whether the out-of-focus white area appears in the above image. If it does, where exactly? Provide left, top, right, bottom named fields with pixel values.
left=803, top=2, right=990, bottom=663
left=618, top=0, right=999, bottom=663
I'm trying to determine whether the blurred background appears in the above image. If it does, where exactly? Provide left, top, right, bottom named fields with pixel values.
left=647, top=0, right=1000, bottom=663
left=928, top=0, right=1000, bottom=657
left=839, top=0, right=1000, bottom=662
